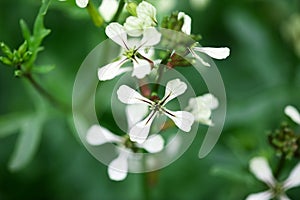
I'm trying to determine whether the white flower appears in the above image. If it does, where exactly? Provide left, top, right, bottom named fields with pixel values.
left=124, top=1, right=157, bottom=37
left=246, top=157, right=300, bottom=200
left=185, top=93, right=218, bottom=126
left=86, top=103, right=164, bottom=181
left=284, top=105, right=300, bottom=125
left=98, top=0, right=119, bottom=22
left=117, top=78, right=195, bottom=144
left=189, top=46, right=230, bottom=67
left=178, top=12, right=192, bottom=35
left=75, top=0, right=89, bottom=8
left=98, top=23, right=161, bottom=81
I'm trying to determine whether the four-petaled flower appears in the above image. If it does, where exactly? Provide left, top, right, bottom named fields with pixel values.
left=98, top=23, right=161, bottom=81
left=178, top=12, right=230, bottom=66
left=86, top=104, right=164, bottom=181
left=284, top=105, right=300, bottom=125
left=246, top=157, right=300, bottom=200
left=124, top=1, right=157, bottom=37
left=117, top=78, right=195, bottom=144
left=185, top=93, right=219, bottom=126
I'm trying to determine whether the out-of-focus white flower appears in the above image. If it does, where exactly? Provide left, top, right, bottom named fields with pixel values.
left=284, top=105, right=300, bottom=125
left=98, top=23, right=161, bottom=81
left=117, top=78, right=195, bottom=144
left=185, top=93, right=218, bottom=126
left=188, top=46, right=230, bottom=67
left=75, top=0, right=89, bottom=8
left=178, top=12, right=192, bottom=35
left=246, top=157, right=300, bottom=200
left=98, top=0, right=119, bottom=22
left=124, top=1, right=157, bottom=37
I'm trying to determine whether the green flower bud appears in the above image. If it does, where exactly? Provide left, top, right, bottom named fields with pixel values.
left=126, top=2, right=138, bottom=16
left=0, top=42, right=13, bottom=59
left=23, top=51, right=32, bottom=62
left=18, top=40, right=28, bottom=56
left=0, top=56, right=12, bottom=66
left=14, top=69, right=23, bottom=77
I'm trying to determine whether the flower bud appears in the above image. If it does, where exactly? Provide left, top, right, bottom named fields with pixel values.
left=0, top=42, right=13, bottom=59
left=18, top=41, right=28, bottom=56
left=126, top=2, right=137, bottom=16
left=0, top=56, right=12, bottom=66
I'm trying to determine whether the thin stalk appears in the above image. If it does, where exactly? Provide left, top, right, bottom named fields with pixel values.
left=274, top=154, right=286, bottom=179
left=24, top=73, right=70, bottom=112
left=111, top=0, right=125, bottom=22
left=86, top=2, right=104, bottom=27
left=152, top=52, right=172, bottom=93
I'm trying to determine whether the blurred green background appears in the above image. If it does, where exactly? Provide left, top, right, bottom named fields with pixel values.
left=0, top=0, right=300, bottom=199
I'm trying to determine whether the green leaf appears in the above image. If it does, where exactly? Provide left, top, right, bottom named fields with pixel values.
left=19, top=19, right=31, bottom=42
left=32, top=65, right=55, bottom=74
left=25, top=0, right=52, bottom=68
left=0, top=113, right=30, bottom=138
left=8, top=112, right=46, bottom=171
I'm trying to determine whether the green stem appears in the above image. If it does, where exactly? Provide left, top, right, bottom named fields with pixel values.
left=24, top=73, right=70, bottom=112
left=86, top=2, right=104, bottom=27
left=111, top=0, right=125, bottom=22
left=152, top=52, right=172, bottom=94
left=142, top=172, right=151, bottom=200
left=274, top=154, right=286, bottom=179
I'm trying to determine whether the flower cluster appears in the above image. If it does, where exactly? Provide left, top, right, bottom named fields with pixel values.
left=83, top=1, right=230, bottom=181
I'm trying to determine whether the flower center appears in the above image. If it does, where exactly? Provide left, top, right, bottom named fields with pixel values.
left=123, top=48, right=137, bottom=59
left=272, top=182, right=285, bottom=198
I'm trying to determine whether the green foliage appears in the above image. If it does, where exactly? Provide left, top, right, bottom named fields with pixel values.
left=8, top=112, right=46, bottom=171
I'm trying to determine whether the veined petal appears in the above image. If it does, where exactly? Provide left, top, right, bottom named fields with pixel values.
left=132, top=57, right=152, bottom=79
left=161, top=79, right=187, bottom=105
left=98, top=58, right=128, bottom=81
left=249, top=157, right=276, bottom=187
left=192, top=47, right=230, bottom=59
left=98, top=0, right=118, bottom=22
left=189, top=47, right=210, bottom=67
left=283, top=162, right=300, bottom=190
left=108, top=150, right=129, bottom=181
left=138, top=134, right=164, bottom=153
left=117, top=85, right=153, bottom=105
left=164, top=109, right=194, bottom=132
left=124, top=16, right=145, bottom=37
left=279, top=194, right=291, bottom=200
left=136, top=1, right=157, bottom=24
left=76, top=0, right=88, bottom=8
left=178, top=12, right=192, bottom=35
left=105, top=23, right=128, bottom=49
left=126, top=104, right=149, bottom=129
left=86, top=125, right=122, bottom=145
left=129, top=111, right=157, bottom=143
left=245, top=190, right=274, bottom=200
left=284, top=105, right=300, bottom=125
left=140, top=27, right=161, bottom=47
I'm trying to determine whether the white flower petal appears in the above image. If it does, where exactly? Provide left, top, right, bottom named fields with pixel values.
left=139, top=134, right=164, bottom=153
left=129, top=111, right=157, bottom=143
left=117, top=85, right=152, bottom=105
left=124, top=16, right=145, bottom=37
left=164, top=109, right=194, bottom=132
left=284, top=105, right=300, bottom=125
left=105, top=23, right=128, bottom=49
left=98, top=58, right=128, bottom=81
left=140, top=27, right=161, bottom=47
left=136, top=1, right=157, bottom=24
left=279, top=194, right=291, bottom=200
left=86, top=125, right=122, bottom=145
left=126, top=104, right=149, bottom=129
left=189, top=48, right=210, bottom=67
left=199, top=93, right=219, bottom=109
left=249, top=157, right=276, bottom=187
left=132, top=57, right=152, bottom=79
left=245, top=190, right=274, bottom=200
left=76, top=0, right=88, bottom=8
left=162, top=79, right=187, bottom=105
left=178, top=12, right=191, bottom=35
left=108, top=150, right=129, bottom=181
left=193, top=47, right=230, bottom=59
left=98, top=0, right=118, bottom=22
left=283, top=162, right=300, bottom=189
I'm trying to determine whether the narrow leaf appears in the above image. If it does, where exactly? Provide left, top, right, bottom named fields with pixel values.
left=32, top=65, right=55, bottom=74
left=8, top=113, right=45, bottom=171
left=0, top=113, right=30, bottom=138
left=19, top=19, right=31, bottom=42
